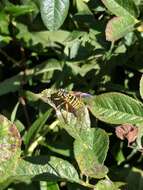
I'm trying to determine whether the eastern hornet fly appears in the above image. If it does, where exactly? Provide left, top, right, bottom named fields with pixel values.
left=39, top=88, right=92, bottom=126
left=50, top=89, right=91, bottom=117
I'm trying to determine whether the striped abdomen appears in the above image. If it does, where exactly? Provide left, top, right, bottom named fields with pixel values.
left=57, top=89, right=83, bottom=110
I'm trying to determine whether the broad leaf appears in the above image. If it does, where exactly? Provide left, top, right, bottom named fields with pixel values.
left=89, top=93, right=143, bottom=125
left=0, top=115, right=21, bottom=185
left=95, top=179, right=125, bottom=190
left=14, top=156, right=80, bottom=183
left=0, top=59, right=62, bottom=96
left=40, top=0, right=70, bottom=31
left=105, top=16, right=136, bottom=42
left=57, top=107, right=91, bottom=139
left=38, top=89, right=91, bottom=139
left=16, top=23, right=70, bottom=47
left=74, top=128, right=109, bottom=178
left=76, top=0, right=92, bottom=14
left=102, top=0, right=139, bottom=41
left=101, top=0, right=139, bottom=18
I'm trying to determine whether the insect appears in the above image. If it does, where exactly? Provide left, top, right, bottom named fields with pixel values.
left=50, top=89, right=91, bottom=117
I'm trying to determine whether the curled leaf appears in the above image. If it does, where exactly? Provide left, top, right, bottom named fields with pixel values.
left=115, top=124, right=138, bottom=145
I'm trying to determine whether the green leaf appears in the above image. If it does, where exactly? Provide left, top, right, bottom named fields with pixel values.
left=102, top=0, right=139, bottom=41
left=126, top=167, right=143, bottom=190
left=16, top=23, right=70, bottom=46
left=48, top=105, right=91, bottom=139
left=0, top=73, right=23, bottom=96
left=24, top=110, right=51, bottom=148
left=112, top=142, right=125, bottom=165
left=0, top=59, right=61, bottom=96
left=40, top=182, right=60, bottom=190
left=38, top=89, right=91, bottom=139
left=34, top=59, right=62, bottom=75
left=14, top=156, right=80, bottom=183
left=14, top=120, right=25, bottom=133
left=0, top=12, right=9, bottom=35
left=101, top=0, right=139, bottom=18
left=95, top=179, right=124, bottom=190
left=89, top=93, right=143, bottom=125
left=105, top=16, right=137, bottom=42
left=10, top=101, right=20, bottom=123
left=0, top=115, right=21, bottom=184
left=110, top=166, right=143, bottom=190
left=40, top=0, right=70, bottom=31
left=76, top=0, right=92, bottom=14
left=4, top=3, right=36, bottom=17
left=66, top=61, right=99, bottom=77
left=139, top=75, right=143, bottom=100
left=74, top=128, right=109, bottom=178
left=25, top=91, right=41, bottom=102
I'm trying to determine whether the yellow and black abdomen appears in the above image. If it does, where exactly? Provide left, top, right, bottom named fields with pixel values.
left=51, top=89, right=84, bottom=114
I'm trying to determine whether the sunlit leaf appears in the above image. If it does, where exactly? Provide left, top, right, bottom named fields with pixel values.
left=101, top=0, right=139, bottom=18
left=40, top=181, right=60, bottom=190
left=95, top=179, right=125, bottom=190
left=0, top=115, right=21, bottom=184
left=139, top=75, right=143, bottom=100
left=11, top=101, right=20, bottom=123
left=38, top=88, right=91, bottom=139
left=89, top=93, right=143, bottom=125
left=102, top=0, right=139, bottom=41
left=40, top=0, right=70, bottom=31
left=105, top=16, right=137, bottom=42
left=15, top=156, right=80, bottom=183
left=74, top=128, right=109, bottom=178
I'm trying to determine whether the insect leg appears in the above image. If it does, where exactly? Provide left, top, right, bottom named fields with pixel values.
left=65, top=103, right=69, bottom=121
left=56, top=101, right=66, bottom=109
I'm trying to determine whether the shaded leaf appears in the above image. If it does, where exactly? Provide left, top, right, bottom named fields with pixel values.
left=126, top=167, right=143, bottom=190
left=34, top=59, right=62, bottom=75
left=4, top=3, right=36, bottom=17
left=16, top=23, right=70, bottom=47
left=0, top=73, right=23, bottom=96
left=0, top=59, right=61, bottom=96
left=24, top=110, right=51, bottom=148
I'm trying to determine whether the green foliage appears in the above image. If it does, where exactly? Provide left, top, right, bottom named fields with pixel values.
left=1, top=0, right=143, bottom=189
left=40, top=0, right=70, bottom=31
left=90, top=93, right=143, bottom=125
